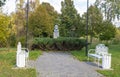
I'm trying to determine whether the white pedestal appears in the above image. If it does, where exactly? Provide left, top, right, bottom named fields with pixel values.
left=102, top=54, right=111, bottom=69
left=16, top=51, right=25, bottom=67
left=16, top=42, right=29, bottom=68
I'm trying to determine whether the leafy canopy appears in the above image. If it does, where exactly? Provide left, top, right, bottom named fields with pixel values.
left=0, top=13, right=10, bottom=46
left=60, top=0, right=82, bottom=37
left=29, top=4, right=54, bottom=37
left=95, top=0, right=120, bottom=21
left=0, top=0, right=6, bottom=7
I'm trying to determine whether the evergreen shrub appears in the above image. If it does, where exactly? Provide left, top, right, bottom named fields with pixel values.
left=31, top=37, right=86, bottom=51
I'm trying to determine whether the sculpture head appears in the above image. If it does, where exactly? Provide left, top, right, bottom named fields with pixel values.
left=54, top=25, right=58, bottom=30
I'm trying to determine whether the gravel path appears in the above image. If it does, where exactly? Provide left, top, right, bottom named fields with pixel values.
left=27, top=52, right=104, bottom=77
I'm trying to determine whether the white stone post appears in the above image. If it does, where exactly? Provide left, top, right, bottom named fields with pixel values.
left=17, top=52, right=25, bottom=67
left=16, top=42, right=26, bottom=67
left=17, top=42, right=21, bottom=55
left=16, top=42, right=21, bottom=67
left=102, top=54, right=111, bottom=69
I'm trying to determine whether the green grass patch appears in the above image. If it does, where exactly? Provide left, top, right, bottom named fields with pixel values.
left=71, top=48, right=87, bottom=61
left=0, top=48, right=42, bottom=77
left=29, top=50, right=42, bottom=60
left=98, top=44, right=120, bottom=77
left=0, top=68, right=36, bottom=77
left=71, top=44, right=120, bottom=77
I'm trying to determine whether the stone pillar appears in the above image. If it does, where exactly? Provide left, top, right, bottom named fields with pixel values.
left=17, top=52, right=25, bottom=67
left=17, top=42, right=21, bottom=55
left=102, top=54, right=111, bottom=69
left=16, top=42, right=25, bottom=67
left=16, top=42, right=21, bottom=67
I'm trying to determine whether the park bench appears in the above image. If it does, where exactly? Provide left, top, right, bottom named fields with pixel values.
left=88, top=44, right=108, bottom=67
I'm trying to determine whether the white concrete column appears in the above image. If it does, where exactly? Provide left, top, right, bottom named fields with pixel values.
left=17, top=52, right=25, bottom=67
left=17, top=42, right=21, bottom=54
left=16, top=42, right=22, bottom=67
left=102, top=54, right=111, bottom=69
left=16, top=42, right=26, bottom=67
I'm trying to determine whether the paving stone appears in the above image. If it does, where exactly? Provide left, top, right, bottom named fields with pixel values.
left=28, top=52, right=104, bottom=77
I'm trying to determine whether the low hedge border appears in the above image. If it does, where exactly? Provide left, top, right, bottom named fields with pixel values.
left=31, top=37, right=86, bottom=51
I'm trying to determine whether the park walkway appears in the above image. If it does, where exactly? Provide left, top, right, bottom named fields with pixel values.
left=28, top=52, right=104, bottom=77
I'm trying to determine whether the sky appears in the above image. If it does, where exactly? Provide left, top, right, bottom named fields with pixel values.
left=2, top=0, right=120, bottom=27
left=2, top=0, right=96, bottom=15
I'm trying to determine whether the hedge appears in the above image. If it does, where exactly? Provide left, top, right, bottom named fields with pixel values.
left=31, top=37, right=86, bottom=51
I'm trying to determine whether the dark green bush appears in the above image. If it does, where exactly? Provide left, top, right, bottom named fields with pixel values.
left=31, top=37, right=86, bottom=51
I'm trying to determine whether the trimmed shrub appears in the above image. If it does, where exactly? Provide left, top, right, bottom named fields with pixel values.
left=31, top=37, right=86, bottom=51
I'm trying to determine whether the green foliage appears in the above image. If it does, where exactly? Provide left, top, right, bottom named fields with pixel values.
left=32, top=37, right=86, bottom=51
left=29, top=50, right=42, bottom=60
left=0, top=0, right=6, bottom=7
left=14, top=0, right=26, bottom=44
left=0, top=13, right=11, bottom=47
left=88, top=5, right=103, bottom=36
left=95, top=0, right=120, bottom=21
left=60, top=0, right=82, bottom=37
left=82, top=5, right=103, bottom=43
left=71, top=49, right=88, bottom=61
left=99, top=21, right=116, bottom=41
left=83, top=5, right=116, bottom=42
left=18, top=36, right=26, bottom=47
left=112, top=28, right=120, bottom=44
left=29, top=0, right=40, bottom=11
left=8, top=34, right=17, bottom=47
left=41, top=2, right=58, bottom=25
left=29, top=5, right=54, bottom=37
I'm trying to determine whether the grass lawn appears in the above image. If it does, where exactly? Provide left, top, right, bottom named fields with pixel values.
left=29, top=50, right=42, bottom=60
left=0, top=48, right=42, bottom=77
left=71, top=44, right=120, bottom=77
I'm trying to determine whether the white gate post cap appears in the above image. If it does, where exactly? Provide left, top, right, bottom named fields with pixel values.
left=18, top=42, right=21, bottom=46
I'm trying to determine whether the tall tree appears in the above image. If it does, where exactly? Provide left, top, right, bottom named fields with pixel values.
left=60, top=0, right=81, bottom=37
left=114, top=28, right=120, bottom=44
left=88, top=5, right=103, bottom=43
left=0, top=0, right=6, bottom=7
left=99, top=21, right=116, bottom=41
left=82, top=5, right=103, bottom=43
left=29, top=0, right=40, bottom=11
left=8, top=13, right=17, bottom=47
left=29, top=5, right=54, bottom=37
left=0, top=13, right=10, bottom=47
left=41, top=2, right=58, bottom=25
left=82, top=5, right=116, bottom=42
left=95, top=0, right=120, bottom=21
left=15, top=0, right=26, bottom=45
